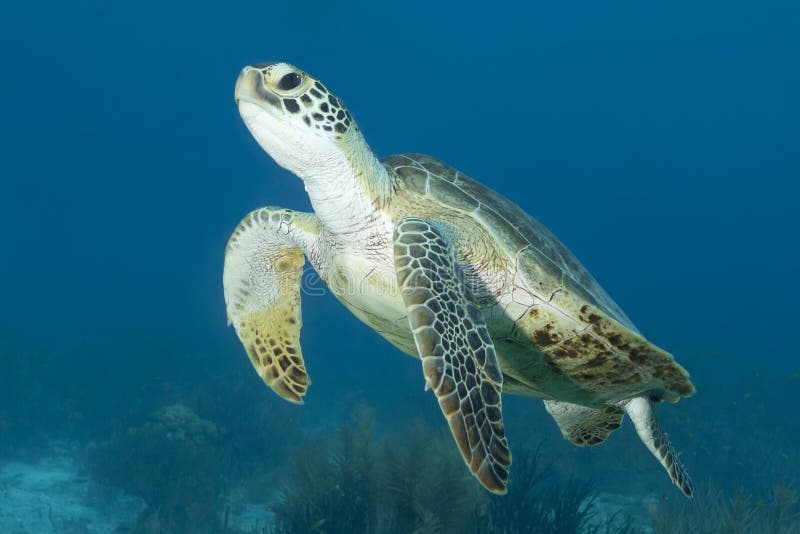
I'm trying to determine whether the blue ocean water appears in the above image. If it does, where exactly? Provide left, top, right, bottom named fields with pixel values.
left=1, top=1, right=798, bottom=532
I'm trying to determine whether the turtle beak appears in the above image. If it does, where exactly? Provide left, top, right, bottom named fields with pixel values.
left=234, top=66, right=280, bottom=109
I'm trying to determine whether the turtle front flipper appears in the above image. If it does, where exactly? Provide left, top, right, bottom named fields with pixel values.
left=394, top=217, right=511, bottom=494
left=224, top=208, right=320, bottom=404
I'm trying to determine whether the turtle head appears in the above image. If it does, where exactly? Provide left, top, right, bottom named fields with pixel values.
left=235, top=62, right=361, bottom=178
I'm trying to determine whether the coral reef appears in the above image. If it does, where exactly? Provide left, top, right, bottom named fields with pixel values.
left=188, top=370, right=303, bottom=482
left=87, top=404, right=223, bottom=534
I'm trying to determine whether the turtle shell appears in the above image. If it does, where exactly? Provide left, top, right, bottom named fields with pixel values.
left=384, top=153, right=635, bottom=330
left=384, top=153, right=694, bottom=403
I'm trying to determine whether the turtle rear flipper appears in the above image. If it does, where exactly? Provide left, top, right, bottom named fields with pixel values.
left=544, top=401, right=624, bottom=446
left=224, top=208, right=320, bottom=404
left=625, top=396, right=694, bottom=497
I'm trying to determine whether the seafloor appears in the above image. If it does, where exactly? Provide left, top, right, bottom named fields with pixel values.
left=1, top=349, right=797, bottom=534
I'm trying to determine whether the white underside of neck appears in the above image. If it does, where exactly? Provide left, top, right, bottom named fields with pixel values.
left=306, top=173, right=393, bottom=253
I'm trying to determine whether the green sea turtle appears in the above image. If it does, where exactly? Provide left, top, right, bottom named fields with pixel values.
left=224, top=62, right=695, bottom=497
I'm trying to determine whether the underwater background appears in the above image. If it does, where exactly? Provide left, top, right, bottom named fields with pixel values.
left=1, top=0, right=799, bottom=532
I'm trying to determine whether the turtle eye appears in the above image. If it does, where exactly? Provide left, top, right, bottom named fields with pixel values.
left=278, top=72, right=302, bottom=91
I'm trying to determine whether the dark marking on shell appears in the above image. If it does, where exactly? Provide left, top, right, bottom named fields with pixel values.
left=629, top=348, right=647, bottom=364
left=551, top=346, right=578, bottom=359
left=607, top=332, right=625, bottom=347
left=585, top=355, right=607, bottom=367
left=533, top=331, right=557, bottom=347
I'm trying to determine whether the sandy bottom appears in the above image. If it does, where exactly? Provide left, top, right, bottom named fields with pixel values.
left=0, top=444, right=273, bottom=534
